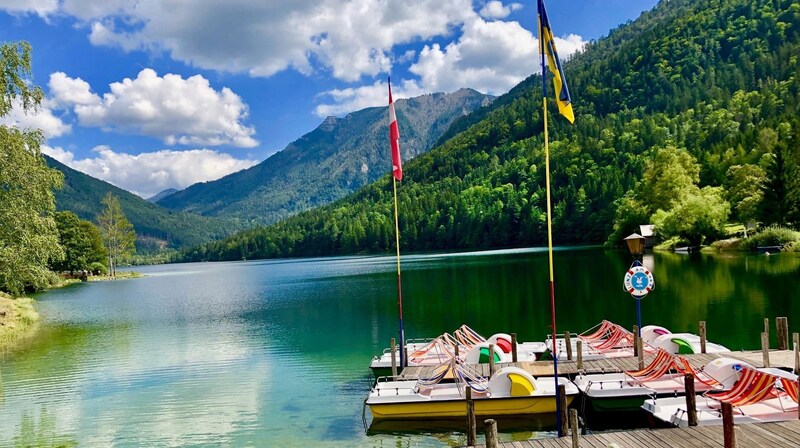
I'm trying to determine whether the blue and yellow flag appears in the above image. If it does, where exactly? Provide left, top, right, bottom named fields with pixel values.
left=538, top=0, right=574, bottom=124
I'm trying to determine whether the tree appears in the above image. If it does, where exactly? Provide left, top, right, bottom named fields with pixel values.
left=651, top=187, right=730, bottom=246
left=725, top=164, right=765, bottom=227
left=0, top=42, right=64, bottom=295
left=97, top=193, right=136, bottom=277
left=50, top=211, right=107, bottom=274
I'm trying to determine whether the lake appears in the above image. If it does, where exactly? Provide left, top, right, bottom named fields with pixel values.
left=1, top=247, right=798, bottom=446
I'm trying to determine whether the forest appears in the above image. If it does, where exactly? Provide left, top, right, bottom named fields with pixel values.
left=180, top=0, right=800, bottom=263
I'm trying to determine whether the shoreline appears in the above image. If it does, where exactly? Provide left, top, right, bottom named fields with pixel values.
left=0, top=294, right=40, bottom=356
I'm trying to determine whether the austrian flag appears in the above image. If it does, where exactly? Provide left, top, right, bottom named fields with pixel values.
left=388, top=79, right=402, bottom=181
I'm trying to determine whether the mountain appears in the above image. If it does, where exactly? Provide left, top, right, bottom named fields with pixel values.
left=157, top=88, right=494, bottom=223
left=46, top=157, right=242, bottom=249
left=181, top=0, right=800, bottom=262
left=147, top=188, right=178, bottom=203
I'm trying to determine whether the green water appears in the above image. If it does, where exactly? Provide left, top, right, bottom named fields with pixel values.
left=0, top=247, right=798, bottom=446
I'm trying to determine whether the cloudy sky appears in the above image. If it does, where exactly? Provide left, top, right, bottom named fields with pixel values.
left=0, top=0, right=658, bottom=198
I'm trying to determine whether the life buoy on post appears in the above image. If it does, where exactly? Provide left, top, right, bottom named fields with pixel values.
left=623, top=265, right=655, bottom=299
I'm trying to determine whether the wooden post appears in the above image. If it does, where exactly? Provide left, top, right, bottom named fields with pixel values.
left=570, top=408, right=579, bottom=448
left=576, top=340, right=583, bottom=370
left=404, top=345, right=409, bottom=368
left=765, top=317, right=770, bottom=338
left=390, top=338, right=398, bottom=378
left=762, top=331, right=770, bottom=368
left=699, top=321, right=707, bottom=354
left=633, top=325, right=640, bottom=356
left=558, top=384, right=568, bottom=437
left=455, top=342, right=460, bottom=359
left=511, top=333, right=518, bottom=363
left=722, top=402, right=736, bottom=448
left=484, top=419, right=498, bottom=448
left=637, top=336, right=644, bottom=370
left=565, top=331, right=573, bottom=361
left=489, top=343, right=496, bottom=376
left=685, top=373, right=697, bottom=427
left=777, top=317, right=789, bottom=350
left=794, top=333, right=799, bottom=374
left=466, top=388, right=476, bottom=447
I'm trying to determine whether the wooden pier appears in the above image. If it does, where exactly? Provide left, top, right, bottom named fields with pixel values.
left=467, top=420, right=800, bottom=447
left=399, top=349, right=798, bottom=380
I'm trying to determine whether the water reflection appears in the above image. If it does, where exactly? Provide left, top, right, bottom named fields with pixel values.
left=0, top=248, right=797, bottom=446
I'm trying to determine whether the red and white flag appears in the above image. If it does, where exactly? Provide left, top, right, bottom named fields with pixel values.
left=388, top=80, right=402, bottom=181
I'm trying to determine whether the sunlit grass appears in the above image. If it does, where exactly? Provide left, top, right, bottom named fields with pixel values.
left=0, top=295, right=40, bottom=354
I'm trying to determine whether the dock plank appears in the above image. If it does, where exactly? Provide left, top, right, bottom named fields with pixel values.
left=466, top=421, right=800, bottom=448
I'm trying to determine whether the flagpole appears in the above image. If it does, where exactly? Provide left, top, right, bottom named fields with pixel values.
left=538, top=0, right=562, bottom=436
left=388, top=77, right=406, bottom=368
left=392, top=175, right=406, bottom=368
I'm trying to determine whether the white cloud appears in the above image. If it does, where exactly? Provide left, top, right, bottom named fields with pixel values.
left=314, top=79, right=425, bottom=117
left=315, top=17, right=586, bottom=116
left=0, top=98, right=71, bottom=138
left=479, top=1, right=522, bottom=20
left=42, top=145, right=258, bottom=198
left=0, top=0, right=58, bottom=16
left=49, top=69, right=258, bottom=148
left=52, top=0, right=474, bottom=82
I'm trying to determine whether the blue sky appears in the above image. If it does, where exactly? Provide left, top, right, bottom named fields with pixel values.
left=0, top=0, right=658, bottom=198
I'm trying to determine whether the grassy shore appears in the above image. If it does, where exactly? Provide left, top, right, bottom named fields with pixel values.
left=0, top=293, right=40, bottom=354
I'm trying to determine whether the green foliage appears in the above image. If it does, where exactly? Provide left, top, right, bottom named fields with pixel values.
left=88, top=262, right=107, bottom=276
left=180, top=0, right=800, bottom=262
left=97, top=193, right=136, bottom=276
left=50, top=211, right=107, bottom=273
left=0, top=41, right=64, bottom=296
left=652, top=187, right=731, bottom=246
left=725, top=164, right=766, bottom=224
left=740, top=226, right=800, bottom=250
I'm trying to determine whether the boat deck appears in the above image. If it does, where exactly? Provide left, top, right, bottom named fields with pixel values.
left=468, top=419, right=800, bottom=447
left=399, top=349, right=797, bottom=380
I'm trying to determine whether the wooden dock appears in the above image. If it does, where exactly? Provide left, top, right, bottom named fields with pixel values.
left=399, top=349, right=798, bottom=380
left=467, top=420, right=800, bottom=447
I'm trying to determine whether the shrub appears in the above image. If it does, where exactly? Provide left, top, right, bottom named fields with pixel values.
left=740, top=226, right=800, bottom=251
left=88, top=262, right=108, bottom=276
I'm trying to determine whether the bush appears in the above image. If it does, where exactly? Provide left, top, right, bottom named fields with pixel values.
left=88, top=262, right=108, bottom=276
left=740, top=226, right=800, bottom=251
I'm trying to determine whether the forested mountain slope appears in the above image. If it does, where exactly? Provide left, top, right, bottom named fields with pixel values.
left=47, top=157, right=242, bottom=249
left=181, top=0, right=800, bottom=261
left=157, top=89, right=493, bottom=223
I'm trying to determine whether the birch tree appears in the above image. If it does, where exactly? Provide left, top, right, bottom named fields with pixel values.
left=97, top=193, right=136, bottom=276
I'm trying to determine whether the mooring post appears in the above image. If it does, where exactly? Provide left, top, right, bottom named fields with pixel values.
left=777, top=317, right=789, bottom=350
left=390, top=337, right=398, bottom=379
left=765, top=317, right=770, bottom=338
left=484, top=419, right=498, bottom=448
left=794, top=332, right=799, bottom=374
left=576, top=340, right=583, bottom=371
left=637, top=336, right=644, bottom=370
left=511, top=333, right=518, bottom=363
left=558, top=384, right=568, bottom=437
left=762, top=331, right=771, bottom=368
left=722, top=402, right=736, bottom=448
left=699, top=320, right=707, bottom=354
left=404, top=345, right=409, bottom=368
left=565, top=331, right=573, bottom=361
left=466, top=387, right=476, bottom=447
left=685, top=373, right=698, bottom=426
left=489, top=343, right=496, bottom=376
left=633, top=325, right=640, bottom=357
left=570, top=408, right=579, bottom=448
left=455, top=342, right=460, bottom=359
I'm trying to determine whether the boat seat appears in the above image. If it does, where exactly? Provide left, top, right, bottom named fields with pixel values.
left=508, top=373, right=535, bottom=396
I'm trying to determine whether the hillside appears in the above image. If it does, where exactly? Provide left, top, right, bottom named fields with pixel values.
left=181, top=0, right=800, bottom=262
left=47, top=157, right=242, bottom=249
left=157, top=88, right=493, bottom=223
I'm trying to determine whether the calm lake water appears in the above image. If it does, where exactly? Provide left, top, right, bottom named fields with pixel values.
left=1, top=247, right=799, bottom=447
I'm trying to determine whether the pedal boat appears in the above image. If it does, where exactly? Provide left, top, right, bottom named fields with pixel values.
left=366, top=365, right=578, bottom=420
left=643, top=366, right=799, bottom=427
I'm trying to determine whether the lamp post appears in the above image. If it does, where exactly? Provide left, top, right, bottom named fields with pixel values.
left=623, top=233, right=651, bottom=337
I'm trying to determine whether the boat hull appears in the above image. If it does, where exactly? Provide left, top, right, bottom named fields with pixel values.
left=369, top=395, right=575, bottom=420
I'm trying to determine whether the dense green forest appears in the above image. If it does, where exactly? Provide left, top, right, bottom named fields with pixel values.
left=157, top=89, right=492, bottom=224
left=180, top=0, right=800, bottom=262
left=48, top=157, right=244, bottom=250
